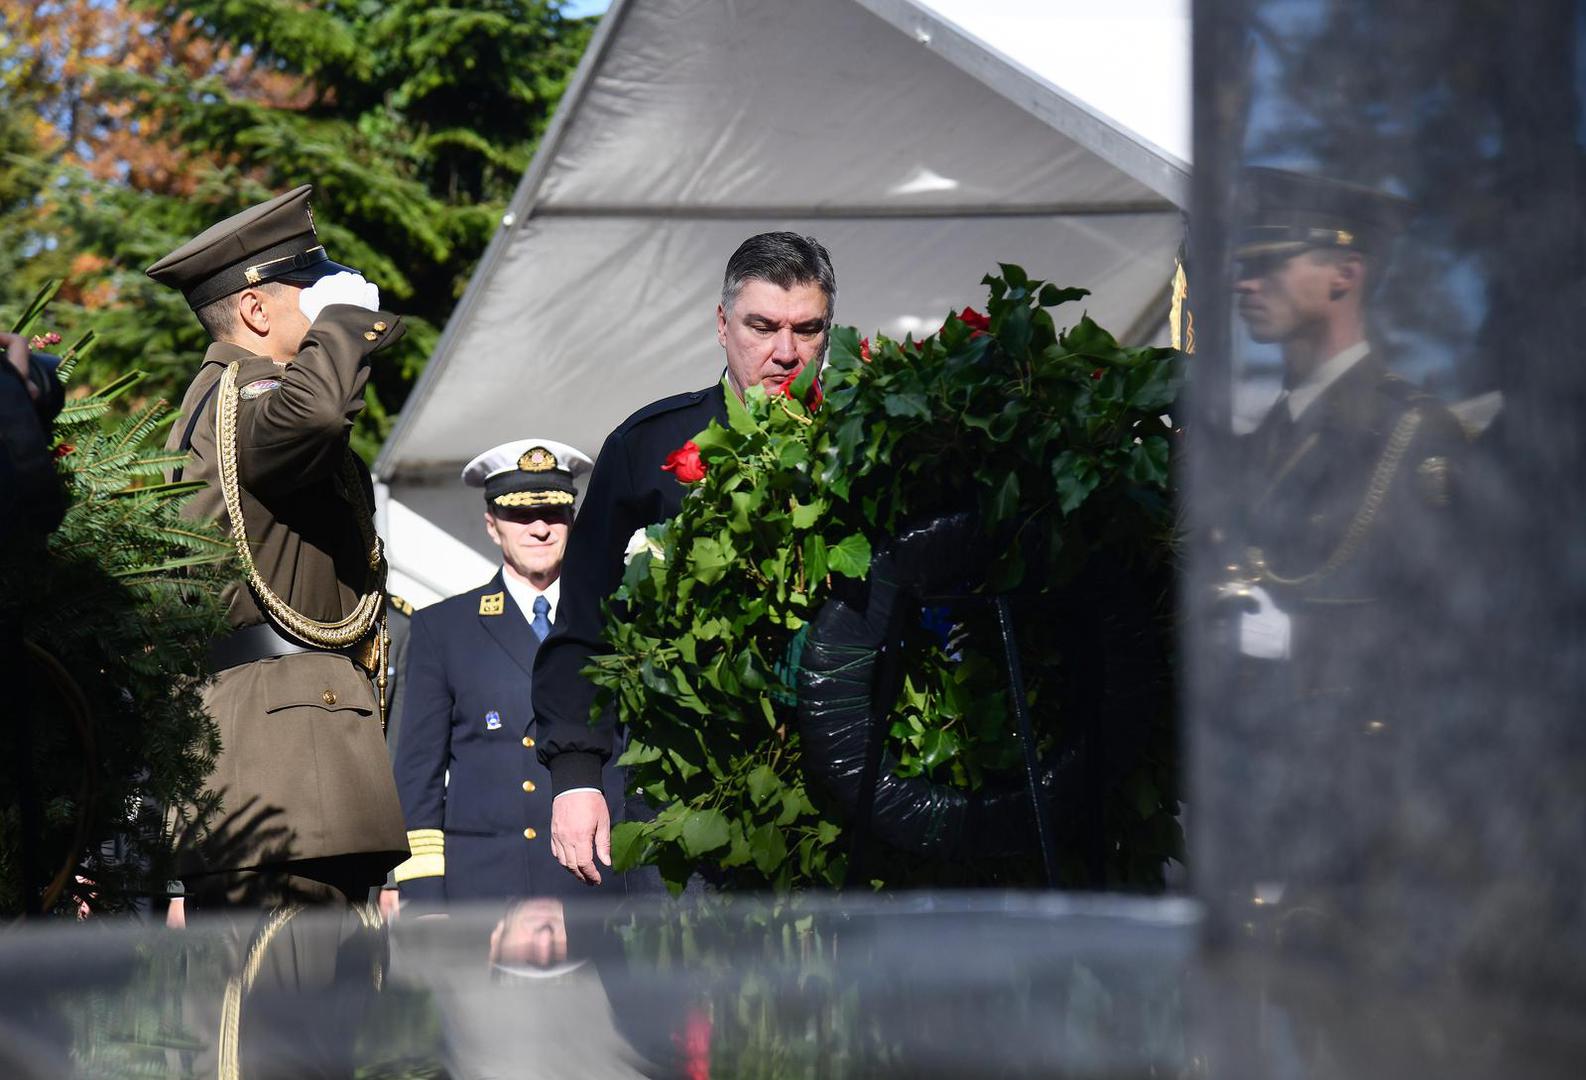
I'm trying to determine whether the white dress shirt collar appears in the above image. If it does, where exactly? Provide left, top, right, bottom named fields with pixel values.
left=501, top=570, right=560, bottom=627
left=1285, top=341, right=1371, bottom=422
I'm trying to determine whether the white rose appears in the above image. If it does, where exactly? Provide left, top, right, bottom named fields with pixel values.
left=624, top=527, right=666, bottom=565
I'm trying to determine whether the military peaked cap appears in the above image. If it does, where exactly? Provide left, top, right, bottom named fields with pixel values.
left=146, top=185, right=359, bottom=310
left=462, top=438, right=594, bottom=510
left=1237, top=167, right=1412, bottom=259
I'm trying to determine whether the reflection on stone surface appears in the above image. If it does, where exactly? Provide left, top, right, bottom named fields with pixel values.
left=0, top=896, right=1581, bottom=1078
left=1189, top=0, right=1586, bottom=1056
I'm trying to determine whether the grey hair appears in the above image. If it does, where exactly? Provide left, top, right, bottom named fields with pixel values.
left=720, top=232, right=836, bottom=320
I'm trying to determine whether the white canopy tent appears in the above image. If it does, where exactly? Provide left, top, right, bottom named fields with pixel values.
left=374, top=0, right=1191, bottom=607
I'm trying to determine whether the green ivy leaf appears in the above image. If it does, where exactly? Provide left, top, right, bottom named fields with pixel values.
left=725, top=383, right=759, bottom=436
left=1126, top=435, right=1170, bottom=488
left=921, top=728, right=961, bottom=769
left=998, top=262, right=1030, bottom=290
left=989, top=470, right=1021, bottom=526
left=749, top=823, right=788, bottom=874
left=1052, top=451, right=1101, bottom=515
left=688, top=536, right=732, bottom=584
left=826, top=533, right=872, bottom=578
left=680, top=808, right=730, bottom=857
left=828, top=324, right=862, bottom=365
left=617, top=740, right=663, bottom=766
left=720, top=821, right=754, bottom=867
left=882, top=388, right=931, bottom=419
left=746, top=764, right=780, bottom=806
left=610, top=821, right=650, bottom=870
left=803, top=533, right=829, bottom=582
left=1039, top=283, right=1089, bottom=308
left=790, top=497, right=824, bottom=529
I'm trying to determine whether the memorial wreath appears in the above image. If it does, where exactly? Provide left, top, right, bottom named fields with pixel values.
left=589, top=266, right=1183, bottom=893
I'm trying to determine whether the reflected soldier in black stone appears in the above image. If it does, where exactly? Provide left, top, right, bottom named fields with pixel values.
left=1223, top=168, right=1468, bottom=705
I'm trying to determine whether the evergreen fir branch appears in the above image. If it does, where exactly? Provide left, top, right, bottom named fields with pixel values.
left=9, top=279, right=62, bottom=335
left=105, top=479, right=208, bottom=500
left=112, top=553, right=234, bottom=579
left=56, top=329, right=97, bottom=382
left=144, top=523, right=232, bottom=554
left=108, top=400, right=174, bottom=454
left=56, top=399, right=117, bottom=427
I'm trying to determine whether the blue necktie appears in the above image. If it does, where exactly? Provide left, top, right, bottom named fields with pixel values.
left=531, top=595, right=551, bottom=642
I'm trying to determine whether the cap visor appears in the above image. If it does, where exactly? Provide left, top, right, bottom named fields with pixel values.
left=277, top=258, right=361, bottom=286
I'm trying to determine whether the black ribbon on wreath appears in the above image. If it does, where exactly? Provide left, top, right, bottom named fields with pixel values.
left=796, top=512, right=1168, bottom=889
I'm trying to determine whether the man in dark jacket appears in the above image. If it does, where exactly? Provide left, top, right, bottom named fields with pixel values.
left=533, top=232, right=836, bottom=885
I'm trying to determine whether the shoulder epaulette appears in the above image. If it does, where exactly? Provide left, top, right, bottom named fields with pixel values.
left=613, top=384, right=720, bottom=435
left=388, top=594, right=414, bottom=617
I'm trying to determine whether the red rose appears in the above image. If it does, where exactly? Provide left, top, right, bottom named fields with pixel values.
left=957, top=306, right=990, bottom=333
left=52, top=443, right=75, bottom=459
left=1090, top=368, right=1104, bottom=381
left=775, top=365, right=823, bottom=410
left=675, top=1007, right=712, bottom=1080
left=661, top=440, right=707, bottom=483
left=859, top=337, right=871, bottom=362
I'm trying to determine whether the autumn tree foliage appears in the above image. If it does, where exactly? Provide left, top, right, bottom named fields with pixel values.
left=1, top=0, right=593, bottom=458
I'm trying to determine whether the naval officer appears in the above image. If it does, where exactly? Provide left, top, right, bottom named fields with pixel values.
left=391, top=438, right=626, bottom=906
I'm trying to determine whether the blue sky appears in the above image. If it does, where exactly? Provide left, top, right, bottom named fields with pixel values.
left=563, top=0, right=611, bottom=17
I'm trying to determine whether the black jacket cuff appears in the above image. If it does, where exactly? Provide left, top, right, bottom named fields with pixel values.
left=548, top=751, right=604, bottom=796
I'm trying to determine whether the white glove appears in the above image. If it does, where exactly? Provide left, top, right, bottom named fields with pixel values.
left=298, top=271, right=381, bottom=323
left=1238, top=584, right=1292, bottom=660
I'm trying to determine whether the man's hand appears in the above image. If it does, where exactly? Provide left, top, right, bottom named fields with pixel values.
left=378, top=886, right=401, bottom=923
left=299, top=271, right=380, bottom=323
left=550, top=790, right=611, bottom=885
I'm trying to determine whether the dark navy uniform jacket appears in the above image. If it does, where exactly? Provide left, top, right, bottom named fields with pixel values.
left=391, top=570, right=625, bottom=904
left=534, top=382, right=729, bottom=795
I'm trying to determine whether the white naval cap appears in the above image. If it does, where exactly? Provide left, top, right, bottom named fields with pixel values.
left=461, top=438, right=594, bottom=509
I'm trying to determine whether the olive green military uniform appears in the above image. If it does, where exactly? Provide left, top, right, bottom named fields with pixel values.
left=148, top=185, right=409, bottom=894
left=166, top=313, right=410, bottom=884
left=148, top=185, right=413, bottom=1079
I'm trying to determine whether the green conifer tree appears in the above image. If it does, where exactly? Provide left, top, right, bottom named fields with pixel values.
left=0, top=1, right=594, bottom=460
left=1, top=282, right=233, bottom=916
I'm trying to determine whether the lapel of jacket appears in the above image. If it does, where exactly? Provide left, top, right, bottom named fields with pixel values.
left=1257, top=350, right=1386, bottom=508
left=477, top=569, right=541, bottom=681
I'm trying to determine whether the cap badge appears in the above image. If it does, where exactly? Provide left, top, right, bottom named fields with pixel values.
left=479, top=591, right=505, bottom=616
left=1335, top=229, right=1354, bottom=247
left=519, top=446, right=558, bottom=473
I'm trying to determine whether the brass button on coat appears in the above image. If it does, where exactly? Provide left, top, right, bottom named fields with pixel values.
left=521, top=780, right=536, bottom=793
left=521, top=736, right=535, bottom=748
left=363, top=330, right=379, bottom=341
left=322, top=689, right=337, bottom=706
left=523, top=828, right=538, bottom=841
left=372, top=321, right=387, bottom=332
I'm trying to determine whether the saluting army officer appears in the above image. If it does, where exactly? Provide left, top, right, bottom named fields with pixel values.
left=147, top=185, right=409, bottom=913
left=390, top=439, right=627, bottom=908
